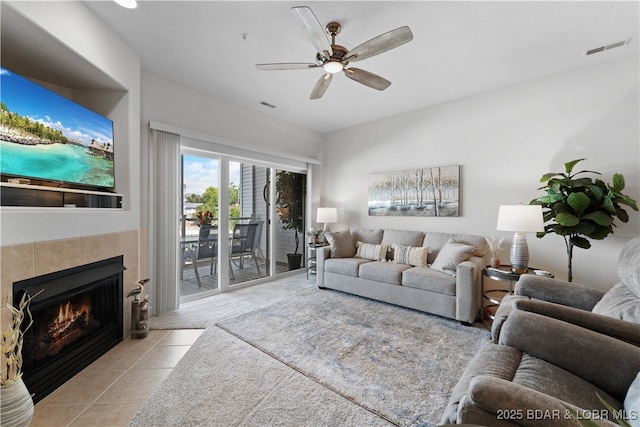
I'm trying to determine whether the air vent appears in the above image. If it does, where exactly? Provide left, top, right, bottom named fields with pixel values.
left=259, top=101, right=276, bottom=109
left=585, top=38, right=631, bottom=56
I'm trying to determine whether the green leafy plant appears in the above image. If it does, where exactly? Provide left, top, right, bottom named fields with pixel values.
left=275, top=171, right=306, bottom=256
left=530, top=158, right=638, bottom=282
left=561, top=393, right=632, bottom=427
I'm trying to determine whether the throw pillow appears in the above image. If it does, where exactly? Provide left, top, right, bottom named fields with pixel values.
left=355, top=241, right=388, bottom=261
left=392, top=244, right=429, bottom=267
left=625, top=372, right=640, bottom=427
left=431, top=239, right=476, bottom=276
left=592, top=282, right=640, bottom=325
left=324, top=229, right=356, bottom=258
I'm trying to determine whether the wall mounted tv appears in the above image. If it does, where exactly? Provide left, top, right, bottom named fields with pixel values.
left=0, top=67, right=115, bottom=192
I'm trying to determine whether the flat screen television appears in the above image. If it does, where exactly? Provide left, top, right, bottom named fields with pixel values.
left=0, top=67, right=115, bottom=191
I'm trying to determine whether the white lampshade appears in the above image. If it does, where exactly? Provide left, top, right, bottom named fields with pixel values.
left=496, top=204, right=544, bottom=273
left=496, top=205, right=544, bottom=232
left=316, top=207, right=338, bottom=224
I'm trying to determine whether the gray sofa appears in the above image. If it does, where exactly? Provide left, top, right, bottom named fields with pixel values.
left=440, top=309, right=640, bottom=427
left=316, top=228, right=490, bottom=323
left=441, top=235, right=640, bottom=426
left=491, top=235, right=640, bottom=343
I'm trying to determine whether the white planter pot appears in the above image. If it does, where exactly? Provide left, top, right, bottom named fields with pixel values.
left=0, top=379, right=34, bottom=427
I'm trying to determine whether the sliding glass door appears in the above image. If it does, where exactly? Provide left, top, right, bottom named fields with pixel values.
left=274, top=170, right=307, bottom=272
left=179, top=153, right=221, bottom=300
left=180, top=152, right=298, bottom=301
left=226, top=160, right=271, bottom=287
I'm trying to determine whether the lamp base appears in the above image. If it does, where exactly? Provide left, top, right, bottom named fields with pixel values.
left=509, top=232, right=529, bottom=273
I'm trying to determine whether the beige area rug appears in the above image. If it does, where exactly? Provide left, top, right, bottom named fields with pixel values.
left=128, top=326, right=391, bottom=427
left=138, top=274, right=490, bottom=426
left=216, top=290, right=490, bottom=426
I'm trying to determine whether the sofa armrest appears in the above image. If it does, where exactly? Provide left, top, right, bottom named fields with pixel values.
left=515, top=275, right=606, bottom=311
left=316, top=246, right=331, bottom=288
left=500, top=310, right=640, bottom=400
left=455, top=256, right=484, bottom=323
left=467, top=375, right=619, bottom=427
left=513, top=299, right=640, bottom=346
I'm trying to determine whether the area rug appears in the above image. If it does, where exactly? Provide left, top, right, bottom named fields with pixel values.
left=216, top=289, right=490, bottom=426
left=150, top=273, right=318, bottom=329
left=129, top=326, right=391, bottom=427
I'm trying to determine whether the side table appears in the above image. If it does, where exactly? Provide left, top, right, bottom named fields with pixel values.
left=482, top=265, right=544, bottom=319
left=307, top=243, right=328, bottom=280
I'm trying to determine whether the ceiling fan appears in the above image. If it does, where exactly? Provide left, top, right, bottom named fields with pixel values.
left=255, top=6, right=414, bottom=100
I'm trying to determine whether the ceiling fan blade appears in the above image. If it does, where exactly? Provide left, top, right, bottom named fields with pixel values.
left=291, top=6, right=333, bottom=59
left=343, top=68, right=391, bottom=91
left=256, top=63, right=319, bottom=71
left=310, top=73, right=333, bottom=99
left=345, top=26, right=413, bottom=63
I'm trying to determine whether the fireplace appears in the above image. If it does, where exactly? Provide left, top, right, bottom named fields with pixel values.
left=13, top=256, right=124, bottom=403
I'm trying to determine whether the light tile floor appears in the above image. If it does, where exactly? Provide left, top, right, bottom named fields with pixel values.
left=29, top=329, right=204, bottom=427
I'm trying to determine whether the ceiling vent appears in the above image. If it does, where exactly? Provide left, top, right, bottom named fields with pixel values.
left=259, top=101, right=276, bottom=109
left=585, top=38, right=631, bottom=56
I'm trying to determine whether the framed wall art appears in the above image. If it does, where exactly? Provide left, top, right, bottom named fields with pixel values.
left=368, top=165, right=460, bottom=217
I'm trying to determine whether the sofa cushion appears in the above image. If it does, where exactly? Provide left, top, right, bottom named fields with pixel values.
left=625, top=372, right=640, bottom=427
left=381, top=229, right=425, bottom=248
left=424, top=232, right=488, bottom=264
left=324, top=229, right=356, bottom=258
left=352, top=229, right=384, bottom=245
left=355, top=241, right=388, bottom=261
left=392, top=244, right=429, bottom=267
left=325, top=257, right=371, bottom=277
left=402, top=267, right=456, bottom=295
left=592, top=282, right=640, bottom=324
left=431, top=239, right=476, bottom=276
left=359, top=261, right=412, bottom=285
left=512, top=353, right=622, bottom=413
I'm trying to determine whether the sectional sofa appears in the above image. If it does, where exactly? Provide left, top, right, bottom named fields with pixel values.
left=316, top=228, right=490, bottom=323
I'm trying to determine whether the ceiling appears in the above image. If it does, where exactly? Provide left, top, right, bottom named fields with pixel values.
left=77, top=1, right=638, bottom=134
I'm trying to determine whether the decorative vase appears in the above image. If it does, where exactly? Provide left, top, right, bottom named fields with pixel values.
left=0, top=379, right=35, bottom=427
left=490, top=256, right=501, bottom=268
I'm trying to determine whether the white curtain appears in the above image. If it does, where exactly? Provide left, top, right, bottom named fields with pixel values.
left=147, top=128, right=180, bottom=315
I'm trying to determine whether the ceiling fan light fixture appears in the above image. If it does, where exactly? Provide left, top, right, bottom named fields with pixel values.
left=113, top=0, right=137, bottom=9
left=323, top=61, right=344, bottom=74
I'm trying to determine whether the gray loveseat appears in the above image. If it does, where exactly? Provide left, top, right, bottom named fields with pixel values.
left=316, top=228, right=490, bottom=323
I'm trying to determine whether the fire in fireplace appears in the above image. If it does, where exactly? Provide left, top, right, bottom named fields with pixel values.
left=13, top=256, right=124, bottom=403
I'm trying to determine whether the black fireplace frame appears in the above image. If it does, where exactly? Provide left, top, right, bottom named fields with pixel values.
left=13, top=255, right=125, bottom=403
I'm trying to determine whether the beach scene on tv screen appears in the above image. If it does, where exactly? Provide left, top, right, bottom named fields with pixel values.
left=0, top=67, right=115, bottom=189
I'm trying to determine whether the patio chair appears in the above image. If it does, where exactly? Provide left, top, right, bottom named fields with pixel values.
left=249, top=220, right=266, bottom=263
left=229, top=223, right=260, bottom=279
left=185, top=225, right=218, bottom=287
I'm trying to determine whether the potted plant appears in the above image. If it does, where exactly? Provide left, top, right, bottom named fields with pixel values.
left=530, top=158, right=638, bottom=281
left=275, top=171, right=306, bottom=269
left=1, top=290, right=41, bottom=427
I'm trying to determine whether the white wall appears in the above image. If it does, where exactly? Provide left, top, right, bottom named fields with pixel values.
left=140, top=71, right=321, bottom=160
left=320, top=56, right=640, bottom=290
left=1, top=2, right=141, bottom=245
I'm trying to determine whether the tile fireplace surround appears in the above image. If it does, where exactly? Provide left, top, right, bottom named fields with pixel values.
left=1, top=230, right=142, bottom=341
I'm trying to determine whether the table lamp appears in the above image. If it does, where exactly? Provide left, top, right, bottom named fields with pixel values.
left=496, top=204, right=544, bottom=273
left=316, top=207, right=338, bottom=232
